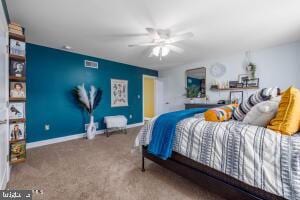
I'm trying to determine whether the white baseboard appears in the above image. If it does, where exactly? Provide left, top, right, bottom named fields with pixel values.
left=0, top=165, right=8, bottom=190
left=27, top=122, right=144, bottom=149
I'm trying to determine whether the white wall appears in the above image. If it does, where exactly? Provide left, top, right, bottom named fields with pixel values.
left=159, top=42, right=300, bottom=112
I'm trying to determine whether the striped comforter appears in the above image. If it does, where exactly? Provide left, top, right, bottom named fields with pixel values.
left=135, top=116, right=300, bottom=200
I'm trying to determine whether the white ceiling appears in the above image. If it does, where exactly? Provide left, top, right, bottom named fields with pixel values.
left=6, top=0, right=300, bottom=70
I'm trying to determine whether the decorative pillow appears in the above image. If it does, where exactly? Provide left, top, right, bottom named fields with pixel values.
left=243, top=96, right=281, bottom=127
left=204, top=104, right=237, bottom=122
left=267, top=87, right=300, bottom=135
left=232, top=87, right=279, bottom=121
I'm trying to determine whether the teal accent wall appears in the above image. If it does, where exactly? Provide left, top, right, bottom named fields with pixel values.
left=26, top=43, right=158, bottom=142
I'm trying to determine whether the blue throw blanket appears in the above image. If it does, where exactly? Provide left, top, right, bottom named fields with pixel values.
left=148, top=108, right=207, bottom=160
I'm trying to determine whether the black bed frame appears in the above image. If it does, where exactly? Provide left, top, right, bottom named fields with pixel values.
left=141, top=146, right=285, bottom=200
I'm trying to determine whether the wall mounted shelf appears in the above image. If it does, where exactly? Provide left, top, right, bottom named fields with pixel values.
left=8, top=23, right=27, bottom=165
left=9, top=33, right=25, bottom=41
left=9, top=118, right=26, bottom=123
left=9, top=98, right=26, bottom=102
left=210, top=87, right=259, bottom=91
left=9, top=76, right=26, bottom=82
left=9, top=54, right=26, bottom=62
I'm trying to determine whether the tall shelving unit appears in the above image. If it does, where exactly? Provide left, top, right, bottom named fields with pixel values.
left=8, top=24, right=26, bottom=165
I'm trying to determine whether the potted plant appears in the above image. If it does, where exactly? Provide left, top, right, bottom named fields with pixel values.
left=247, top=62, right=256, bottom=79
left=73, top=84, right=102, bottom=139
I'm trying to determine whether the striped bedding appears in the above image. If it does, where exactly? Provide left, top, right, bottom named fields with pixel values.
left=135, top=115, right=300, bottom=200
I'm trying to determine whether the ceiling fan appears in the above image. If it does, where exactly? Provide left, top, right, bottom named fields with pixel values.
left=128, top=28, right=194, bottom=60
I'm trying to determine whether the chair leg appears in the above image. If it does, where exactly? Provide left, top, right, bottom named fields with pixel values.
left=106, top=129, right=109, bottom=137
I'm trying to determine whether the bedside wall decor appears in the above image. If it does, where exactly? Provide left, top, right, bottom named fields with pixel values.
left=210, top=63, right=226, bottom=77
left=230, top=91, right=244, bottom=104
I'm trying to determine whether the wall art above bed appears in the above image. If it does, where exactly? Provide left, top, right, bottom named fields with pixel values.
left=111, top=79, right=128, bottom=107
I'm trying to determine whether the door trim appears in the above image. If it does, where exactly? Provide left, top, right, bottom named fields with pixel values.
left=142, top=75, right=157, bottom=122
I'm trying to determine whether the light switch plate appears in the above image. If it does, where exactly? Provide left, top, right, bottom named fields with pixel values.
left=45, top=124, right=50, bottom=131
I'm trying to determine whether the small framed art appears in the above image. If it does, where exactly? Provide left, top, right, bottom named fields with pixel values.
left=10, top=82, right=26, bottom=98
left=230, top=91, right=244, bottom=104
left=246, top=78, right=259, bottom=87
left=238, top=74, right=250, bottom=87
left=10, top=140, right=26, bottom=163
left=10, top=123, right=25, bottom=141
left=10, top=60, right=25, bottom=77
left=10, top=39, right=26, bottom=57
left=9, top=102, right=25, bottom=120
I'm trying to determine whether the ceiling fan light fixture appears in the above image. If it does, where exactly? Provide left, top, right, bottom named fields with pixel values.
left=152, top=46, right=170, bottom=57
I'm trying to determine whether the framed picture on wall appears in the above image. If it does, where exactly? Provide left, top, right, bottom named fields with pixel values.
left=10, top=140, right=26, bottom=162
left=9, top=102, right=25, bottom=120
left=111, top=79, right=128, bottom=107
left=9, top=123, right=25, bottom=141
left=10, top=39, right=26, bottom=57
left=10, top=82, right=26, bottom=98
left=9, top=60, right=25, bottom=77
left=230, top=91, right=244, bottom=104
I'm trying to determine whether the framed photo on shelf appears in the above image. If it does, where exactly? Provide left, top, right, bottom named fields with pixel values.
left=10, top=82, right=26, bottom=98
left=238, top=74, right=250, bottom=87
left=230, top=91, right=244, bottom=104
left=9, top=102, right=25, bottom=120
left=10, top=60, right=25, bottom=77
left=10, top=140, right=26, bottom=162
left=246, top=78, right=259, bottom=87
left=10, top=123, right=25, bottom=141
left=10, top=39, right=26, bottom=57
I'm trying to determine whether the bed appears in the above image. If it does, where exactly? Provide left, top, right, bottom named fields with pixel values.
left=135, top=111, right=300, bottom=200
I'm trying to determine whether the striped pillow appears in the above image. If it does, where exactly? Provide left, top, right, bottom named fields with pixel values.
left=232, top=87, right=280, bottom=121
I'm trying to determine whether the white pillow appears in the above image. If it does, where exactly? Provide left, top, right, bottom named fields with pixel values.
left=243, top=96, right=281, bottom=127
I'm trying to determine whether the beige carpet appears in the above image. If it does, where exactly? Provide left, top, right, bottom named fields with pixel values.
left=7, top=127, right=224, bottom=200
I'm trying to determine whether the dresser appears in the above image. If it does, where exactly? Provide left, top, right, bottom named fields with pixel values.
left=184, top=103, right=223, bottom=110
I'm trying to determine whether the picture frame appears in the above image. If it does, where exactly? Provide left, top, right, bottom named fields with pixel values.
left=229, top=81, right=238, bottom=88
left=10, top=140, right=26, bottom=162
left=9, top=102, right=25, bottom=120
left=230, top=91, right=244, bottom=104
left=10, top=123, right=25, bottom=141
left=238, top=74, right=250, bottom=87
left=10, top=39, right=26, bottom=57
left=9, top=60, right=25, bottom=77
left=10, top=82, right=26, bottom=98
left=111, top=79, right=128, bottom=107
left=246, top=78, right=259, bottom=87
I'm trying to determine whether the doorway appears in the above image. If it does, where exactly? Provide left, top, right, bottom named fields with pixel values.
left=143, top=75, right=156, bottom=121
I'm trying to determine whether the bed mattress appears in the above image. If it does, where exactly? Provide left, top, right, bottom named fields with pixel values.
left=135, top=116, right=300, bottom=200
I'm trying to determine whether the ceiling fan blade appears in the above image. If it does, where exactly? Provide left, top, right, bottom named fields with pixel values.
left=148, top=51, right=154, bottom=57
left=166, top=45, right=184, bottom=54
left=166, top=32, right=194, bottom=44
left=128, top=43, right=157, bottom=47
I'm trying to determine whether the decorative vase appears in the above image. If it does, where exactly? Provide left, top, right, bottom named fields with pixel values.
left=87, top=115, right=96, bottom=140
